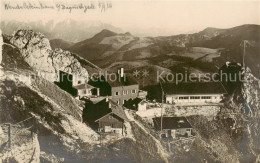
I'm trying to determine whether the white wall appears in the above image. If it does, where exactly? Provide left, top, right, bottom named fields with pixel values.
left=166, top=94, right=223, bottom=104
left=78, top=88, right=92, bottom=97
left=138, top=103, right=147, bottom=111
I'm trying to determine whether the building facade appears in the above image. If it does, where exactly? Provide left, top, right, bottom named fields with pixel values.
left=111, top=84, right=139, bottom=105
left=153, top=117, right=194, bottom=139
left=166, top=94, right=223, bottom=104
left=58, top=71, right=99, bottom=98
left=96, top=114, right=125, bottom=134
left=84, top=98, right=128, bottom=135
left=73, top=83, right=100, bottom=98
left=162, top=82, right=227, bottom=105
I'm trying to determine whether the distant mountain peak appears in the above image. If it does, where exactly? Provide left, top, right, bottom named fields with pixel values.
left=98, top=29, right=117, bottom=36
left=86, top=29, right=118, bottom=43
left=124, top=32, right=132, bottom=35
left=200, top=27, right=224, bottom=34
left=202, top=27, right=221, bottom=31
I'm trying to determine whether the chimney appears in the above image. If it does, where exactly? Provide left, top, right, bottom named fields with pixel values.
left=106, top=97, right=111, bottom=108
left=120, top=68, right=124, bottom=77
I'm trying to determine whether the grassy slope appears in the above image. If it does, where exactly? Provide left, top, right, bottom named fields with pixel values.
left=2, top=44, right=32, bottom=71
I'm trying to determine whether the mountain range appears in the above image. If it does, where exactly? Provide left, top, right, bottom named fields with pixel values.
left=61, top=24, right=260, bottom=81
left=0, top=19, right=123, bottom=43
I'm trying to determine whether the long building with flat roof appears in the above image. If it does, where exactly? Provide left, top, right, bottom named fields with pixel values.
left=162, top=82, right=227, bottom=105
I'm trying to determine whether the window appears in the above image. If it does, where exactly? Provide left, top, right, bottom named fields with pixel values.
left=123, top=90, right=128, bottom=95
left=132, top=90, right=136, bottom=94
left=179, top=96, right=189, bottom=100
left=201, top=96, right=211, bottom=99
left=115, top=92, right=119, bottom=96
left=83, top=90, right=86, bottom=94
left=117, top=100, right=120, bottom=104
left=190, top=96, right=200, bottom=99
left=78, top=80, right=81, bottom=84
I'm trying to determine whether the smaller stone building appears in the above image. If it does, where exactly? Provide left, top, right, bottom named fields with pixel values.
left=153, top=117, right=194, bottom=139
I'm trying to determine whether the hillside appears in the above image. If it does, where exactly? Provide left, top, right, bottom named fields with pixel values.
left=189, top=24, right=260, bottom=78
left=50, top=39, right=74, bottom=50
left=0, top=51, right=168, bottom=162
left=0, top=30, right=168, bottom=162
left=68, top=24, right=260, bottom=79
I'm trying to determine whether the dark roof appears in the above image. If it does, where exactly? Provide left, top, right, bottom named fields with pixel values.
left=107, top=75, right=138, bottom=87
left=123, top=98, right=143, bottom=111
left=153, top=117, right=192, bottom=130
left=107, top=99, right=129, bottom=121
left=88, top=76, right=111, bottom=96
left=162, top=82, right=227, bottom=95
left=84, top=98, right=128, bottom=123
left=73, top=84, right=95, bottom=90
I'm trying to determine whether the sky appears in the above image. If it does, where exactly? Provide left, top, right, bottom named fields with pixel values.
left=1, top=0, right=260, bottom=36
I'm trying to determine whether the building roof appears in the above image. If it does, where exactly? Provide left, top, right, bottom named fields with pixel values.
left=73, top=83, right=95, bottom=90
left=162, top=82, right=227, bottom=95
left=153, top=117, right=192, bottom=130
left=107, top=75, right=138, bottom=87
left=84, top=98, right=128, bottom=123
left=107, top=99, right=129, bottom=121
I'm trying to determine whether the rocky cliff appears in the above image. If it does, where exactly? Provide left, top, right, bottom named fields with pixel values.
left=8, top=30, right=89, bottom=81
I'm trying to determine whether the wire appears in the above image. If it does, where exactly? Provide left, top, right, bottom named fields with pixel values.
left=12, top=117, right=33, bottom=126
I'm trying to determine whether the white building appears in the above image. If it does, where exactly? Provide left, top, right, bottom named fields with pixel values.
left=73, top=83, right=100, bottom=98
left=162, top=82, right=227, bottom=105
left=58, top=71, right=99, bottom=98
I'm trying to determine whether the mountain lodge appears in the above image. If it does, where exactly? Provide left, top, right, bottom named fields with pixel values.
left=83, top=98, right=128, bottom=135
left=57, top=71, right=100, bottom=98
left=162, top=82, right=227, bottom=105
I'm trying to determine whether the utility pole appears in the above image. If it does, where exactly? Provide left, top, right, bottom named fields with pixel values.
left=7, top=123, right=11, bottom=149
left=100, top=132, right=102, bottom=147
left=159, top=82, right=164, bottom=135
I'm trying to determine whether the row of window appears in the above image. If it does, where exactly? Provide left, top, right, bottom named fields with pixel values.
left=116, top=99, right=127, bottom=105
left=114, top=90, right=137, bottom=96
left=201, top=96, right=212, bottom=99
left=179, top=96, right=189, bottom=99
left=178, top=96, right=212, bottom=100
left=190, top=96, right=201, bottom=99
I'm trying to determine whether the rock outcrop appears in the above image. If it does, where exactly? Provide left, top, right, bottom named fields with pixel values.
left=9, top=30, right=89, bottom=81
left=0, top=30, right=3, bottom=65
left=0, top=30, right=5, bottom=78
